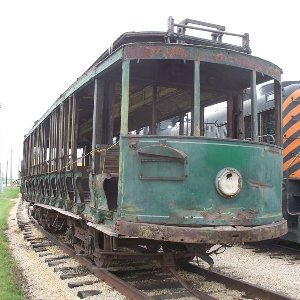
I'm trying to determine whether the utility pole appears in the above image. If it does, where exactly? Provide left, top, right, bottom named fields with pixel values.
left=10, top=150, right=12, bottom=190
left=18, top=158, right=21, bottom=185
left=5, top=161, right=8, bottom=187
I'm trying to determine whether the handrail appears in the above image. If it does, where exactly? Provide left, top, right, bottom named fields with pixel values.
left=259, top=134, right=275, bottom=144
left=167, top=16, right=250, bottom=54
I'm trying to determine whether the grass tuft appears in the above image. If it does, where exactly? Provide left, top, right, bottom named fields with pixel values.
left=0, top=187, right=23, bottom=300
left=0, top=186, right=20, bottom=201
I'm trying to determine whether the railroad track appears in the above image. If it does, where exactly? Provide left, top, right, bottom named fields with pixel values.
left=243, top=240, right=300, bottom=264
left=16, top=201, right=296, bottom=300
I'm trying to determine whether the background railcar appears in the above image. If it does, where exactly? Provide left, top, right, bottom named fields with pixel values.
left=21, top=17, right=287, bottom=267
left=282, top=83, right=300, bottom=243
left=205, top=81, right=300, bottom=243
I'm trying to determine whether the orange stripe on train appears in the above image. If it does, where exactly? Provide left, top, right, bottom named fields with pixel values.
left=288, top=171, right=300, bottom=179
left=283, top=122, right=300, bottom=141
left=283, top=104, right=300, bottom=127
left=282, top=89, right=300, bottom=112
left=283, top=156, right=300, bottom=172
left=283, top=138, right=300, bottom=159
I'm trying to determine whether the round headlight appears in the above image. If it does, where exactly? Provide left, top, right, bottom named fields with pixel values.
left=215, top=168, right=242, bottom=198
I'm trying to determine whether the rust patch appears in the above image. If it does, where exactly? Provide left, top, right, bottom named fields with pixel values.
left=200, top=210, right=227, bottom=221
left=201, top=211, right=210, bottom=219
left=236, top=209, right=259, bottom=225
left=265, top=147, right=280, bottom=155
left=123, top=44, right=281, bottom=81
left=201, top=209, right=257, bottom=225
left=125, top=46, right=162, bottom=59
left=163, top=47, right=189, bottom=60
left=117, top=219, right=288, bottom=244
left=213, top=53, right=226, bottom=64
left=125, top=45, right=189, bottom=60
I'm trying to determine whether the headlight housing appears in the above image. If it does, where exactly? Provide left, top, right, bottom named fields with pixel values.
left=215, top=168, right=242, bottom=198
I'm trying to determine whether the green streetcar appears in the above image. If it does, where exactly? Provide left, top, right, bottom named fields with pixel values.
left=21, top=17, right=287, bottom=266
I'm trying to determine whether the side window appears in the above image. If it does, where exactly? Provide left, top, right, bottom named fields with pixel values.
left=204, top=102, right=227, bottom=139
left=266, top=93, right=274, bottom=102
left=153, top=114, right=191, bottom=136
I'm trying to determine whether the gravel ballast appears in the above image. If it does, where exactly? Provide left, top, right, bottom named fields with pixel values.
left=211, top=244, right=300, bottom=299
left=6, top=199, right=300, bottom=299
left=6, top=199, right=125, bottom=300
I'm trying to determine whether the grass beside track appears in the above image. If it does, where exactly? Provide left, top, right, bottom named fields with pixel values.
left=0, top=187, right=23, bottom=300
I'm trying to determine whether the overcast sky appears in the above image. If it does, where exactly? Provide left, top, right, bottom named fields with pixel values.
left=0, top=0, right=299, bottom=178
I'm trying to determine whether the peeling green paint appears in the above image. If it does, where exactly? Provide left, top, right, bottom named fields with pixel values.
left=118, top=136, right=282, bottom=226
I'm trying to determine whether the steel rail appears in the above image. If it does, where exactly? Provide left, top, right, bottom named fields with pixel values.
left=168, top=266, right=217, bottom=300
left=179, top=262, right=296, bottom=300
left=28, top=211, right=295, bottom=300
left=275, top=240, right=300, bottom=253
left=30, top=216, right=152, bottom=300
left=28, top=215, right=220, bottom=299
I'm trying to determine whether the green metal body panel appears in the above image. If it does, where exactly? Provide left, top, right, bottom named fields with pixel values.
left=88, top=173, right=114, bottom=222
left=118, top=136, right=283, bottom=226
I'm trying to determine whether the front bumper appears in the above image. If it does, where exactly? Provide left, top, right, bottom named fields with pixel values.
left=116, top=219, right=288, bottom=244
